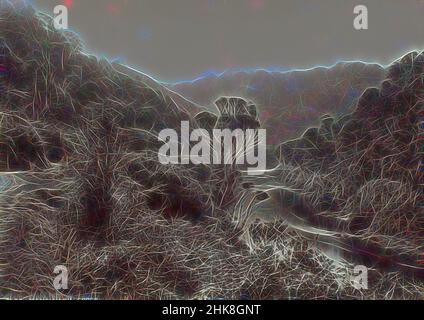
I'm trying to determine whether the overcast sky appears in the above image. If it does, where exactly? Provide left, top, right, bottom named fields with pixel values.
left=31, top=0, right=424, bottom=82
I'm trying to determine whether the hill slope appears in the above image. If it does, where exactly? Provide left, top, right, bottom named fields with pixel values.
left=170, top=63, right=385, bottom=143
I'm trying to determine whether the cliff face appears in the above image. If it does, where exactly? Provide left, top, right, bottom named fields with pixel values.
left=274, top=51, right=423, bottom=274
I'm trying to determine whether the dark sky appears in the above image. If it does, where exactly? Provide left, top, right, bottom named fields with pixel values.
left=32, top=0, right=424, bottom=82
